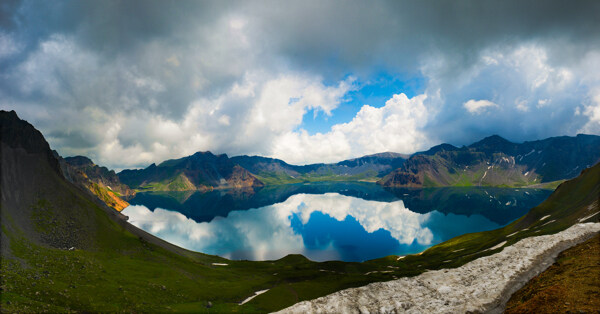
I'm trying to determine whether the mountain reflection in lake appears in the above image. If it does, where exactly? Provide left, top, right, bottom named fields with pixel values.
left=123, top=183, right=551, bottom=262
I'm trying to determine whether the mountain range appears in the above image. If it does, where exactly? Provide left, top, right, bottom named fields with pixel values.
left=377, top=134, right=600, bottom=188
left=1, top=109, right=599, bottom=312
left=119, top=135, right=599, bottom=194
left=40, top=128, right=599, bottom=213
left=118, top=151, right=264, bottom=192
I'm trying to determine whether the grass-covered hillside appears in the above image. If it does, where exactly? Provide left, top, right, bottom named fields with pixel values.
left=1, top=110, right=598, bottom=312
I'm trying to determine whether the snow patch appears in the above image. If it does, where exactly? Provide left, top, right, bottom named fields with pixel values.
left=239, top=289, right=269, bottom=305
left=212, top=263, right=228, bottom=266
left=524, top=149, right=535, bottom=157
left=539, top=220, right=556, bottom=227
left=485, top=241, right=507, bottom=252
left=579, top=211, right=599, bottom=222
left=540, top=215, right=551, bottom=221
left=278, top=223, right=600, bottom=314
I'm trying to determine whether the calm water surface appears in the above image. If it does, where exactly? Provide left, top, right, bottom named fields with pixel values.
left=122, top=182, right=551, bottom=262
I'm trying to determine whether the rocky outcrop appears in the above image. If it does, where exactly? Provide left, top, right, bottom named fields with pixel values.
left=279, top=223, right=600, bottom=314
left=58, top=155, right=135, bottom=211
left=378, top=171, right=422, bottom=187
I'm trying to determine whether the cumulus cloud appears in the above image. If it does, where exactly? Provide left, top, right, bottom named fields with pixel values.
left=463, top=99, right=498, bottom=114
left=1, top=1, right=600, bottom=168
left=422, top=43, right=597, bottom=145
left=271, top=93, right=431, bottom=164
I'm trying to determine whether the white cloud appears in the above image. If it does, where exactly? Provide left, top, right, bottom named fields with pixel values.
left=579, top=89, right=600, bottom=133
left=0, top=32, right=21, bottom=59
left=422, top=43, right=599, bottom=144
left=463, top=99, right=498, bottom=114
left=271, top=93, right=431, bottom=164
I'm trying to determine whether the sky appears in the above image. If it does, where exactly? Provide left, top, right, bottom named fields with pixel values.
left=1, top=0, right=600, bottom=170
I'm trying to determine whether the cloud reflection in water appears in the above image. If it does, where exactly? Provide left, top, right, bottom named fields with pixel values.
left=123, top=193, right=500, bottom=261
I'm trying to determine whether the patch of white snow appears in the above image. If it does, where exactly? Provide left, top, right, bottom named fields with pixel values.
left=579, top=211, right=599, bottom=222
left=239, top=289, right=269, bottom=305
left=278, top=223, right=600, bottom=314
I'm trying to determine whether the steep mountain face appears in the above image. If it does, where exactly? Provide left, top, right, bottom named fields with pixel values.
left=378, top=134, right=600, bottom=187
left=58, top=155, right=135, bottom=211
left=118, top=151, right=264, bottom=191
left=0, top=110, right=61, bottom=175
left=1, top=110, right=110, bottom=250
left=231, top=152, right=407, bottom=184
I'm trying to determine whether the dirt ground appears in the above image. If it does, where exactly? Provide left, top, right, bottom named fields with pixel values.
left=505, top=233, right=600, bottom=314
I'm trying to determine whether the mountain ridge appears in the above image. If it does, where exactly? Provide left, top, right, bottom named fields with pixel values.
left=378, top=134, right=600, bottom=188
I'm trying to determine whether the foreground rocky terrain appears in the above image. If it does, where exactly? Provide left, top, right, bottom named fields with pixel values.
left=280, top=223, right=600, bottom=313
left=505, top=233, right=600, bottom=313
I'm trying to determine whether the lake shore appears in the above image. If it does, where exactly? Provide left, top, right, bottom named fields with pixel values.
left=278, top=222, right=600, bottom=313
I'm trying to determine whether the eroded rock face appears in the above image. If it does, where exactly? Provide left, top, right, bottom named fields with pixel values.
left=278, top=223, right=600, bottom=314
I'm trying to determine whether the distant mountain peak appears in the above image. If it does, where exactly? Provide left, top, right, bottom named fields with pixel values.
left=417, top=143, right=458, bottom=156
left=359, top=152, right=408, bottom=159
left=0, top=110, right=62, bottom=176
left=64, top=156, right=94, bottom=166
left=470, top=135, right=513, bottom=147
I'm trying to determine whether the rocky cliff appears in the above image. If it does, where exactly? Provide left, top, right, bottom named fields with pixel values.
left=58, top=155, right=135, bottom=211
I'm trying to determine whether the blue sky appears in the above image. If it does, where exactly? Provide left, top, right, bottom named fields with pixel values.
left=301, top=74, right=425, bottom=134
left=1, top=1, right=600, bottom=169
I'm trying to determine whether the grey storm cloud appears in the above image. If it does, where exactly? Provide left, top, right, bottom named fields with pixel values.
left=1, top=0, right=600, bottom=169
left=5, top=0, right=600, bottom=77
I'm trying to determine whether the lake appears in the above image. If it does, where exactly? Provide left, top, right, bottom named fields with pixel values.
left=122, top=182, right=552, bottom=262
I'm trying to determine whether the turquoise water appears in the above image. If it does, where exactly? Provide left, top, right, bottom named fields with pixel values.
left=122, top=183, right=551, bottom=262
